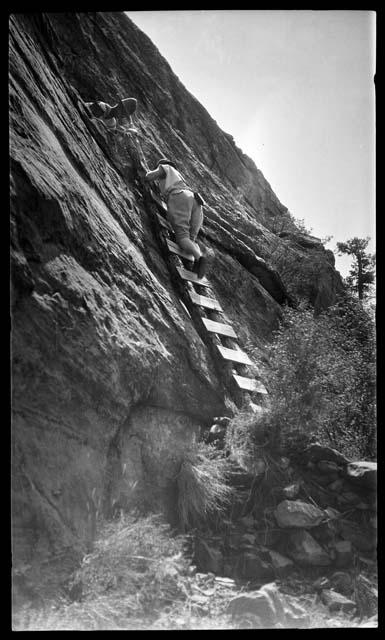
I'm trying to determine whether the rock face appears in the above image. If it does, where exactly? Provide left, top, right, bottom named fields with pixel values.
left=10, top=12, right=344, bottom=589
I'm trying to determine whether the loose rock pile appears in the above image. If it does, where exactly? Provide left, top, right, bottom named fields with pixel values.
left=193, top=439, right=377, bottom=626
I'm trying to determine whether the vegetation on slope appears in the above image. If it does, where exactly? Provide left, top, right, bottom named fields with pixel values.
left=227, top=294, right=376, bottom=462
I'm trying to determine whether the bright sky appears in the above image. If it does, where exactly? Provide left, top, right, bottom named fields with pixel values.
left=126, top=10, right=376, bottom=277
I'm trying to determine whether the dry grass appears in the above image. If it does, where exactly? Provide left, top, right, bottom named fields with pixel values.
left=13, top=512, right=192, bottom=630
left=176, top=442, right=233, bottom=531
left=225, top=410, right=272, bottom=471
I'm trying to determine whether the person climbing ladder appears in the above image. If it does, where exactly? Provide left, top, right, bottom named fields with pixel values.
left=83, top=97, right=138, bottom=134
left=144, top=159, right=208, bottom=279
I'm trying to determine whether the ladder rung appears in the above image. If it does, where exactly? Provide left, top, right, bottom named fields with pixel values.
left=202, top=318, right=237, bottom=339
left=177, top=266, right=210, bottom=287
left=166, top=239, right=194, bottom=261
left=217, top=345, right=253, bottom=366
left=189, top=291, right=223, bottom=311
left=233, top=374, right=268, bottom=394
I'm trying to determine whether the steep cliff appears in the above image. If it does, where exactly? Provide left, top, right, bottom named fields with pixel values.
left=10, top=12, right=344, bottom=591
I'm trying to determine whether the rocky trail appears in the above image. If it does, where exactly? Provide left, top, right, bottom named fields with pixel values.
left=186, top=436, right=377, bottom=628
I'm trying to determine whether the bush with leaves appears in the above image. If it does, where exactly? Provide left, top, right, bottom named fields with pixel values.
left=224, top=409, right=271, bottom=472
left=227, top=297, right=375, bottom=462
left=321, top=295, right=376, bottom=458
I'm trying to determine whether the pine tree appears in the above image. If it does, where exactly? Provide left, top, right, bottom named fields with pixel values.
left=336, top=237, right=375, bottom=300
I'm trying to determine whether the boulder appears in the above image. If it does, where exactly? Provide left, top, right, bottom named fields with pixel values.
left=321, top=589, right=356, bottom=614
left=227, top=583, right=309, bottom=628
left=317, top=460, right=342, bottom=475
left=268, top=550, right=294, bottom=577
left=304, top=444, right=350, bottom=466
left=259, top=583, right=292, bottom=626
left=283, top=603, right=310, bottom=629
left=227, top=588, right=283, bottom=627
left=274, top=500, right=325, bottom=528
left=345, top=461, right=377, bottom=491
left=286, top=530, right=331, bottom=566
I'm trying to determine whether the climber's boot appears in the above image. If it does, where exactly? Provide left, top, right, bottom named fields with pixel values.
left=195, top=255, right=208, bottom=279
left=110, top=97, right=138, bottom=120
left=185, top=259, right=195, bottom=272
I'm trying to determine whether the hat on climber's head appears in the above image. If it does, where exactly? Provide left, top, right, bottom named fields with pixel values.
left=157, top=158, right=177, bottom=170
left=115, top=97, right=137, bottom=119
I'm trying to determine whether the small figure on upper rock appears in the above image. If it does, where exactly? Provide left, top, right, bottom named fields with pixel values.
left=144, top=158, right=208, bottom=278
left=84, top=97, right=138, bottom=134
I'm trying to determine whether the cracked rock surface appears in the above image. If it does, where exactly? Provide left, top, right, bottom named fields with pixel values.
left=10, top=12, right=344, bottom=588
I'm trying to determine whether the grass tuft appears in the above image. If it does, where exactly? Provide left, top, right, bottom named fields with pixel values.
left=176, top=442, right=233, bottom=531
left=13, top=513, right=192, bottom=630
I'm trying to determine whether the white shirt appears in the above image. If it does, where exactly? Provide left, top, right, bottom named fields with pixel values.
left=158, top=165, right=188, bottom=197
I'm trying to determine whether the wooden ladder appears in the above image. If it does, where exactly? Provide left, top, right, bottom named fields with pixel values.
left=143, top=179, right=268, bottom=409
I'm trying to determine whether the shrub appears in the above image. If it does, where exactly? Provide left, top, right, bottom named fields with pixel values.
left=13, top=513, right=192, bottom=630
left=176, top=442, right=232, bottom=531
left=226, top=297, right=376, bottom=461
left=224, top=409, right=271, bottom=471
left=73, top=513, right=191, bottom=607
